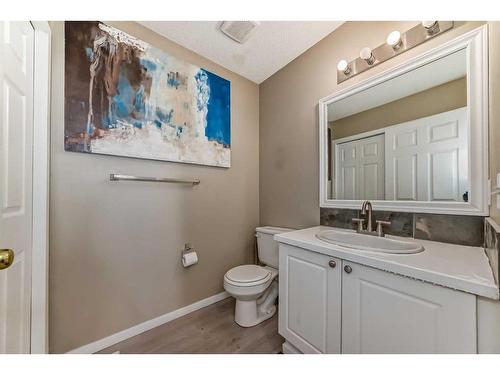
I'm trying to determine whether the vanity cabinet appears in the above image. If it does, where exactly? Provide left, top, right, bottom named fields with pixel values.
left=278, top=244, right=478, bottom=354
left=278, top=244, right=342, bottom=354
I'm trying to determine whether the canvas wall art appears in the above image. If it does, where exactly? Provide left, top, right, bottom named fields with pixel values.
left=64, top=21, right=231, bottom=167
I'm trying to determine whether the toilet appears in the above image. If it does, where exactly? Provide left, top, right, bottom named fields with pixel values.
left=223, top=226, right=292, bottom=327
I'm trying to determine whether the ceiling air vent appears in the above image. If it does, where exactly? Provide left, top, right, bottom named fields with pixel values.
left=218, top=21, right=260, bottom=44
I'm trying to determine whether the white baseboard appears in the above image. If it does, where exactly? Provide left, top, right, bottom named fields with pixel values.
left=67, top=291, right=229, bottom=354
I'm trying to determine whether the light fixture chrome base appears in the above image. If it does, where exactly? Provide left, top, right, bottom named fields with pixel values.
left=337, top=21, right=454, bottom=84
left=365, top=54, right=376, bottom=65
left=425, top=21, right=440, bottom=35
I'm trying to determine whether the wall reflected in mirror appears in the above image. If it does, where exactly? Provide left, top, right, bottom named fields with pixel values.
left=327, top=48, right=468, bottom=202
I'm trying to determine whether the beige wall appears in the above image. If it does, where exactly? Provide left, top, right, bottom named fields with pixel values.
left=330, top=77, right=467, bottom=140
left=49, top=22, right=259, bottom=353
left=489, top=22, right=500, bottom=225
left=259, top=21, right=486, bottom=229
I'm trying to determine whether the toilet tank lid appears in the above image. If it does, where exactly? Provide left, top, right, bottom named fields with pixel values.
left=256, top=226, right=294, bottom=235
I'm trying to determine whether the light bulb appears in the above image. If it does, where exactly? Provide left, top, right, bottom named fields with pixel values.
left=337, top=59, right=350, bottom=74
left=422, top=21, right=439, bottom=35
left=359, top=47, right=375, bottom=65
left=386, top=30, right=402, bottom=49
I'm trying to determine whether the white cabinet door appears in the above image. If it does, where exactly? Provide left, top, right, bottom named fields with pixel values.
left=335, top=134, right=385, bottom=200
left=385, top=107, right=468, bottom=202
left=279, top=244, right=341, bottom=353
left=0, top=21, right=34, bottom=354
left=341, top=261, right=477, bottom=353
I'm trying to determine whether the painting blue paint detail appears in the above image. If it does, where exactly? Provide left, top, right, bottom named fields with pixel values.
left=140, top=58, right=157, bottom=72
left=104, top=63, right=150, bottom=130
left=85, top=47, right=94, bottom=61
left=201, top=69, right=231, bottom=147
left=195, top=70, right=210, bottom=112
left=167, top=72, right=183, bottom=89
left=155, top=108, right=174, bottom=128
left=103, top=66, right=136, bottom=128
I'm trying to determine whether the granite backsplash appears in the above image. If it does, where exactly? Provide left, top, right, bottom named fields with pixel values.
left=320, top=208, right=485, bottom=247
left=485, top=217, right=500, bottom=285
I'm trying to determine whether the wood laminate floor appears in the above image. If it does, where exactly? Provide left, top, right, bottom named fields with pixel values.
left=98, top=297, right=284, bottom=354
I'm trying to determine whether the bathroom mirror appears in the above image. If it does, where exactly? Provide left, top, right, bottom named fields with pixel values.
left=319, top=26, right=488, bottom=215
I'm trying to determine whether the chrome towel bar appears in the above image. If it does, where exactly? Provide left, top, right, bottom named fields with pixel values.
left=110, top=174, right=200, bottom=185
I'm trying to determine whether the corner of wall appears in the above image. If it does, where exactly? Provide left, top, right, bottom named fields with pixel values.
left=488, top=21, right=500, bottom=226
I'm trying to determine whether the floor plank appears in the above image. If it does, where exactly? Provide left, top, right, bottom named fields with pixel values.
left=97, top=297, right=284, bottom=354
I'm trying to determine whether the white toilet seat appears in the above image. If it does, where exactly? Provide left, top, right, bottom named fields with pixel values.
left=225, top=265, right=273, bottom=287
left=224, top=265, right=278, bottom=299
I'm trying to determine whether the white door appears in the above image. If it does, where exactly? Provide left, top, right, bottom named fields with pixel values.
left=335, top=134, right=385, bottom=200
left=341, top=261, right=477, bottom=353
left=0, top=21, right=34, bottom=354
left=385, top=107, right=468, bottom=201
left=278, top=244, right=341, bottom=353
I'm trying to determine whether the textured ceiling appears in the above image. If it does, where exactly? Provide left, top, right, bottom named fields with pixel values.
left=139, top=21, right=344, bottom=83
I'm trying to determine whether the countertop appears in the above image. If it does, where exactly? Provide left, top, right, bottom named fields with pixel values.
left=275, top=226, right=499, bottom=300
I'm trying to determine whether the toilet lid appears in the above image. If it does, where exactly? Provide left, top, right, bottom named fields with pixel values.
left=225, top=265, right=271, bottom=284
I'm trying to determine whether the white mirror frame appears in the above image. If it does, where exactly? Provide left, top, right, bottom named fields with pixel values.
left=319, top=25, right=489, bottom=216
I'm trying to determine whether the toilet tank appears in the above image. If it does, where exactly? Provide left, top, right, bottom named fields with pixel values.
left=256, top=226, right=293, bottom=269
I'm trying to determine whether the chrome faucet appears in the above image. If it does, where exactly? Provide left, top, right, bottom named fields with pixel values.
left=360, top=200, right=373, bottom=232
left=352, top=200, right=392, bottom=237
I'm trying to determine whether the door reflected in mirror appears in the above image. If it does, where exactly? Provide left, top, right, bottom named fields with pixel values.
left=326, top=48, right=468, bottom=202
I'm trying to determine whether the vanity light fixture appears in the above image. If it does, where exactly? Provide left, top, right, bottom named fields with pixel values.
left=422, top=21, right=440, bottom=35
left=336, top=21, right=454, bottom=84
left=386, top=30, right=403, bottom=50
left=359, top=47, right=376, bottom=65
left=337, top=59, right=351, bottom=75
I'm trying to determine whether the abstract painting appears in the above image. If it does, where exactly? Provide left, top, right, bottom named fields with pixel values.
left=64, top=22, right=231, bottom=167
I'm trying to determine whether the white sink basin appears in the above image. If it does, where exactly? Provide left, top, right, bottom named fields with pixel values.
left=315, top=229, right=424, bottom=254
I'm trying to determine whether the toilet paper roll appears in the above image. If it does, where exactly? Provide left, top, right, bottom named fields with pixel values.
left=182, top=251, right=198, bottom=267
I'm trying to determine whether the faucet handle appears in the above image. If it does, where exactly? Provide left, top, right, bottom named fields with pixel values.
left=352, top=218, right=365, bottom=231
left=375, top=220, right=391, bottom=237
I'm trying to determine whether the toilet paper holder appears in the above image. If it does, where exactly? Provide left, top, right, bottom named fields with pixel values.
left=181, top=243, right=199, bottom=268
left=182, top=243, right=194, bottom=254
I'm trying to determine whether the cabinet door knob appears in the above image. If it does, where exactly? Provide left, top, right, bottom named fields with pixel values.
left=328, top=260, right=336, bottom=268
left=344, top=265, right=352, bottom=274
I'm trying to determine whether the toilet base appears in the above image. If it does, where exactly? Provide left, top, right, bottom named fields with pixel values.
left=233, top=279, right=279, bottom=327
left=235, top=301, right=277, bottom=327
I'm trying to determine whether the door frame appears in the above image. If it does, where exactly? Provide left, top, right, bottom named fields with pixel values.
left=30, top=21, right=51, bottom=354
